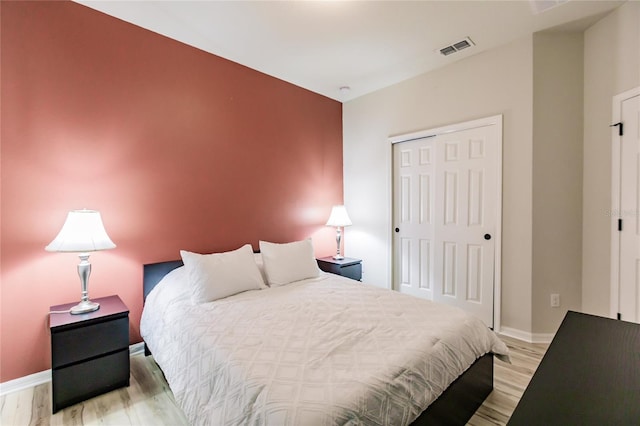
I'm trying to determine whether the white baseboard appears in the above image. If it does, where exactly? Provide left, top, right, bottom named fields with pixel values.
left=0, top=369, right=51, bottom=397
left=0, top=342, right=146, bottom=397
left=499, top=326, right=555, bottom=344
left=129, top=342, right=145, bottom=356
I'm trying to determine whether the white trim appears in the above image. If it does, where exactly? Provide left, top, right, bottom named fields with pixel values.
left=129, top=341, right=145, bottom=356
left=386, top=137, right=394, bottom=290
left=610, top=86, right=640, bottom=320
left=0, top=342, right=147, bottom=396
left=0, top=370, right=51, bottom=396
left=389, top=114, right=503, bottom=330
left=499, top=326, right=555, bottom=344
left=492, top=115, right=503, bottom=333
left=389, top=115, right=503, bottom=145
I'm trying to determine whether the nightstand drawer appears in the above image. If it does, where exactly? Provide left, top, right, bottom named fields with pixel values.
left=52, top=316, right=128, bottom=368
left=339, top=263, right=362, bottom=281
left=52, top=348, right=130, bottom=412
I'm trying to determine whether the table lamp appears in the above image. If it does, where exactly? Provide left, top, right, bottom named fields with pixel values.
left=45, top=209, right=116, bottom=314
left=326, top=205, right=352, bottom=260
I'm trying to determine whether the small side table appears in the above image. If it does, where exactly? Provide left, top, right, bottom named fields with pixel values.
left=317, top=257, right=362, bottom=281
left=49, top=295, right=130, bottom=413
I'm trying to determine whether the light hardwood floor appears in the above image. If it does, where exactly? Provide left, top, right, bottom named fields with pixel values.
left=1, top=335, right=547, bottom=426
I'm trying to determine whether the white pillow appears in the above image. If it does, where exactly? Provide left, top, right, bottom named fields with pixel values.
left=259, top=239, right=320, bottom=287
left=180, top=244, right=266, bottom=303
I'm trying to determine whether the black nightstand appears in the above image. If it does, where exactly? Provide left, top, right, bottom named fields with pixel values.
left=49, top=295, right=130, bottom=413
left=317, top=257, right=362, bottom=281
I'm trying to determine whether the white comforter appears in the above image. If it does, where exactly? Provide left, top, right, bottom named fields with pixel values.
left=141, top=268, right=509, bottom=426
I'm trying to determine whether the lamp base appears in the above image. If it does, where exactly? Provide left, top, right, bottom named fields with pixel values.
left=70, top=300, right=100, bottom=315
left=332, top=255, right=345, bottom=260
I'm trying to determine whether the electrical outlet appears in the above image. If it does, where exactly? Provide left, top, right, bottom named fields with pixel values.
left=550, top=293, right=560, bottom=308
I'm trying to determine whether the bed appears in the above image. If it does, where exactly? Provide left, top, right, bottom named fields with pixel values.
left=140, top=242, right=509, bottom=426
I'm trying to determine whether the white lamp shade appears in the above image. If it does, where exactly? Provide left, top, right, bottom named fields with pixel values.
left=326, top=205, right=352, bottom=227
left=45, top=209, right=116, bottom=253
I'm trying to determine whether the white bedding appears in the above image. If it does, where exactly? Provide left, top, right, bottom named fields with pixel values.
left=141, top=268, right=509, bottom=426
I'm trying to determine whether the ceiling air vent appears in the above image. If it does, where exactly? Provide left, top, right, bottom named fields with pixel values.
left=529, top=0, right=569, bottom=15
left=439, top=37, right=475, bottom=56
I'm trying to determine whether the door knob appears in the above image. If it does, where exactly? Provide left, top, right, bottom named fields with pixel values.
left=395, top=228, right=400, bottom=233
left=484, top=234, right=492, bottom=240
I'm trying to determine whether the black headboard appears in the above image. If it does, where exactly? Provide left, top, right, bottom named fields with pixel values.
left=143, top=260, right=183, bottom=302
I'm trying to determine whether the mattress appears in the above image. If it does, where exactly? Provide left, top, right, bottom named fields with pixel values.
left=140, top=267, right=509, bottom=425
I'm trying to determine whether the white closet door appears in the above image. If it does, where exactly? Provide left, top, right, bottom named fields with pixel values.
left=392, top=117, right=501, bottom=328
left=393, top=136, right=436, bottom=300
left=432, top=125, right=498, bottom=327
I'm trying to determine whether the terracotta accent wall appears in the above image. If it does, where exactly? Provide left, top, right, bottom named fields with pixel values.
left=1, top=1, right=343, bottom=382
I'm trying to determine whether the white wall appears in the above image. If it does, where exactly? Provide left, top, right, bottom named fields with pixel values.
left=344, top=2, right=638, bottom=336
left=531, top=32, right=584, bottom=332
left=582, top=1, right=640, bottom=317
left=343, top=36, right=534, bottom=333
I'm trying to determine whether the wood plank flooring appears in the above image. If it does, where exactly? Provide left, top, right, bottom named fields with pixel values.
left=1, top=335, right=547, bottom=426
left=467, top=336, right=548, bottom=425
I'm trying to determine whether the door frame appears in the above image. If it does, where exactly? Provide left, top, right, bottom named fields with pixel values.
left=610, top=86, right=640, bottom=319
left=389, top=114, right=503, bottom=331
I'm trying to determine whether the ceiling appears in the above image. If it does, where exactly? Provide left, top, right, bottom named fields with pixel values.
left=75, top=0, right=624, bottom=102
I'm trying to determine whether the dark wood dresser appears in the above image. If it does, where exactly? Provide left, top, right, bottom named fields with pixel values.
left=508, top=311, right=640, bottom=425
left=49, top=295, right=130, bottom=413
